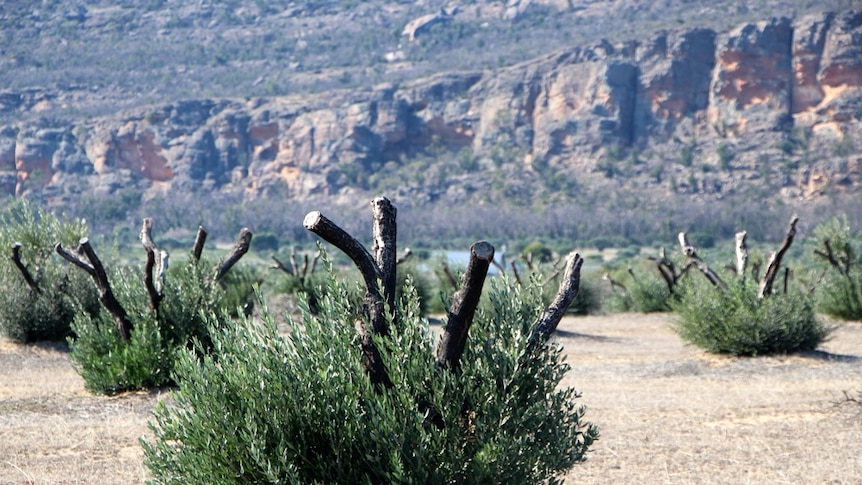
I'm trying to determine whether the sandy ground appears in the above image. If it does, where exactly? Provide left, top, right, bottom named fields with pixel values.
left=1, top=313, right=860, bottom=484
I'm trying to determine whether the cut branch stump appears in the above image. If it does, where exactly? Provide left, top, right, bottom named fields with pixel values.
left=11, top=243, right=40, bottom=292
left=758, top=215, right=799, bottom=299
left=436, top=241, right=494, bottom=371
left=56, top=238, right=133, bottom=341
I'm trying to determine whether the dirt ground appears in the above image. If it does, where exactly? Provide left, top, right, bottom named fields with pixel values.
left=1, top=313, right=860, bottom=484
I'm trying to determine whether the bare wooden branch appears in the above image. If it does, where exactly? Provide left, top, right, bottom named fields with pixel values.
left=436, top=241, right=495, bottom=371
left=290, top=246, right=300, bottom=275
left=602, top=272, right=627, bottom=293
left=526, top=252, right=584, bottom=353
left=140, top=218, right=163, bottom=313
left=215, top=228, right=253, bottom=282
left=440, top=261, right=458, bottom=290
left=303, top=204, right=399, bottom=389
left=11, top=243, right=39, bottom=292
left=271, top=255, right=293, bottom=274
left=735, top=231, right=748, bottom=278
left=140, top=218, right=156, bottom=251
left=678, top=232, right=724, bottom=288
left=55, top=242, right=96, bottom=277
left=192, top=226, right=207, bottom=261
left=510, top=260, right=522, bottom=286
left=355, top=319, right=393, bottom=389
left=524, top=252, right=535, bottom=271
left=814, top=239, right=848, bottom=277
left=371, top=197, right=398, bottom=320
left=144, top=247, right=163, bottom=313
left=647, top=247, right=678, bottom=292
left=758, top=215, right=799, bottom=299
left=305, top=211, right=382, bottom=304
left=56, top=238, right=133, bottom=341
left=158, top=250, right=168, bottom=292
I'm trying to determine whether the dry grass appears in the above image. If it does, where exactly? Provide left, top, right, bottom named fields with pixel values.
left=1, top=314, right=860, bottom=484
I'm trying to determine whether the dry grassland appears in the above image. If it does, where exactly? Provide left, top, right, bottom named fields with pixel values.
left=1, top=313, right=860, bottom=484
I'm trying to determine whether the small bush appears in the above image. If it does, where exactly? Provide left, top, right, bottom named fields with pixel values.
left=143, top=270, right=597, bottom=483
left=543, top=270, right=601, bottom=316
left=396, top=260, right=440, bottom=316
left=0, top=200, right=99, bottom=342
left=670, top=278, right=829, bottom=356
left=603, top=265, right=674, bottom=314
left=69, top=258, right=236, bottom=394
left=808, top=217, right=862, bottom=321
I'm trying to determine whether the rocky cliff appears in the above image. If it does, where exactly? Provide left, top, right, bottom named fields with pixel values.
left=1, top=11, right=861, bottom=209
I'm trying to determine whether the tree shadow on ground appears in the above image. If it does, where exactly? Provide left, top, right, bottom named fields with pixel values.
left=798, top=350, right=859, bottom=363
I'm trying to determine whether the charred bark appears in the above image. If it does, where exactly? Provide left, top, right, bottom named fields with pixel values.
left=303, top=197, right=400, bottom=388
left=140, top=218, right=164, bottom=313
left=525, top=252, right=584, bottom=354
left=679, top=232, right=724, bottom=288
left=215, top=228, right=253, bottom=283
left=10, top=243, right=39, bottom=292
left=56, top=238, right=133, bottom=341
left=192, top=226, right=208, bottom=262
left=735, top=231, right=748, bottom=278
left=758, top=215, right=799, bottom=299
left=436, top=241, right=495, bottom=371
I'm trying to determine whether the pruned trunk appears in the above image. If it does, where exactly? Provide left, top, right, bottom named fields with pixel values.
left=436, top=241, right=494, bottom=371
left=215, top=228, right=252, bottom=283
left=192, top=226, right=207, bottom=262
left=679, top=232, right=724, bottom=288
left=510, top=260, right=522, bottom=286
left=758, top=215, right=798, bottom=299
left=140, top=218, right=164, bottom=313
left=814, top=239, right=849, bottom=277
left=526, top=252, right=584, bottom=354
left=735, top=231, right=748, bottom=278
left=10, top=243, right=39, bottom=292
left=56, top=239, right=133, bottom=341
left=303, top=199, right=400, bottom=388
left=602, top=272, right=627, bottom=293
left=371, top=197, right=398, bottom=323
left=647, top=247, right=679, bottom=292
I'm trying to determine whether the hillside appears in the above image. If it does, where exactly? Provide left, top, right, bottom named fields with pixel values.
left=1, top=1, right=861, bottom=246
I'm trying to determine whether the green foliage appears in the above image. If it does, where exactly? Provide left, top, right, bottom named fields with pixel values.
left=396, top=260, right=439, bottom=316
left=542, top=270, right=602, bottom=316
left=808, top=217, right=862, bottom=321
left=0, top=200, right=99, bottom=342
left=717, top=142, right=734, bottom=171
left=522, top=240, right=554, bottom=263
left=249, top=232, right=280, bottom=253
left=679, top=143, right=696, bottom=167
left=670, top=277, right=829, bottom=356
left=603, top=266, right=674, bottom=314
left=68, top=258, right=238, bottom=395
left=143, top=271, right=597, bottom=483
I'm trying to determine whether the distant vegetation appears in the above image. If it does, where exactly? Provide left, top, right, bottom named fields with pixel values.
left=0, top=0, right=851, bottom=123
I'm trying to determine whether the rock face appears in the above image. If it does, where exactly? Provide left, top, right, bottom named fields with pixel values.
left=1, top=11, right=861, bottom=205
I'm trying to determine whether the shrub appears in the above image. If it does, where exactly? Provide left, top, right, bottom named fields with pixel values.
left=0, top=200, right=99, bottom=342
left=543, top=269, right=601, bottom=316
left=142, top=268, right=597, bottom=482
left=670, top=277, right=829, bottom=356
left=522, top=240, right=554, bottom=263
left=396, top=260, right=440, bottom=316
left=68, top=258, right=238, bottom=394
left=808, top=217, right=862, bottom=321
left=602, top=261, right=675, bottom=314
